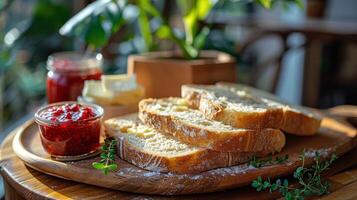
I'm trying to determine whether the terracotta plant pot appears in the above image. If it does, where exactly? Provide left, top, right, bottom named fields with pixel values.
left=127, top=50, right=236, bottom=98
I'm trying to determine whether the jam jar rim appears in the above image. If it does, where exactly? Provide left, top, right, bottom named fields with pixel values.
left=34, top=101, right=104, bottom=126
left=47, top=51, right=102, bottom=73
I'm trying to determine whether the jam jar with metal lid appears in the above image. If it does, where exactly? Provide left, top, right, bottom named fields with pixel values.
left=46, top=52, right=102, bottom=103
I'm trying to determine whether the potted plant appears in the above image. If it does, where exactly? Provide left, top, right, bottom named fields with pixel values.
left=60, top=0, right=302, bottom=97
left=126, top=0, right=239, bottom=97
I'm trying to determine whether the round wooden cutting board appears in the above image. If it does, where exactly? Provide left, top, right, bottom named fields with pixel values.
left=12, top=116, right=356, bottom=195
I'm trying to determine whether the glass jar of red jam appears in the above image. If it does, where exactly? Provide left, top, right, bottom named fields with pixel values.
left=47, top=52, right=103, bottom=103
left=34, top=102, right=104, bottom=157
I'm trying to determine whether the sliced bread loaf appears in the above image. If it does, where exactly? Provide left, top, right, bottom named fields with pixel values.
left=104, top=115, right=266, bottom=174
left=138, top=98, right=286, bottom=153
left=182, top=84, right=321, bottom=135
left=182, top=85, right=285, bottom=130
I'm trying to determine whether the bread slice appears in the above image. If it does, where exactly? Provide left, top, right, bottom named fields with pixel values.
left=181, top=85, right=285, bottom=130
left=216, top=83, right=322, bottom=135
left=138, top=98, right=286, bottom=153
left=104, top=115, right=266, bottom=174
left=182, top=84, right=321, bottom=136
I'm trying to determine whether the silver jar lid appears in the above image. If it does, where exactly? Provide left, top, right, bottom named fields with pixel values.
left=47, top=51, right=102, bottom=73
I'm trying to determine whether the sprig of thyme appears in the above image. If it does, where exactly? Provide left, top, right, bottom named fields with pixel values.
left=249, top=154, right=289, bottom=168
left=92, top=138, right=117, bottom=175
left=251, top=151, right=338, bottom=200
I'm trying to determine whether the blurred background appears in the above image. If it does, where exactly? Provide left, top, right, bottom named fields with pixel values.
left=0, top=0, right=356, bottom=136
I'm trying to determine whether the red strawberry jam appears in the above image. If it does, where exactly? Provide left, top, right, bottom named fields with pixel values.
left=46, top=52, right=102, bottom=103
left=35, top=102, right=103, bottom=157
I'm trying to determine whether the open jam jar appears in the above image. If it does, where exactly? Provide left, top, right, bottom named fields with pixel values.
left=34, top=102, right=104, bottom=157
left=46, top=52, right=102, bottom=103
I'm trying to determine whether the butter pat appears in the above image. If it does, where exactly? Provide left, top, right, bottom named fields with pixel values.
left=102, top=74, right=137, bottom=92
left=176, top=98, right=188, bottom=106
left=82, top=80, right=114, bottom=105
left=111, top=86, right=145, bottom=105
left=173, top=105, right=188, bottom=112
left=127, top=125, right=155, bottom=138
left=82, top=74, right=144, bottom=105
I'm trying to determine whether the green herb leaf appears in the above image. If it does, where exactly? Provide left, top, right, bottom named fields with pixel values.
left=294, top=166, right=304, bottom=178
left=92, top=139, right=118, bottom=175
left=107, top=164, right=118, bottom=171
left=276, top=154, right=289, bottom=164
left=263, top=181, right=270, bottom=189
left=251, top=152, right=338, bottom=199
left=101, top=145, right=108, bottom=150
left=283, top=179, right=289, bottom=187
left=251, top=180, right=260, bottom=188
left=249, top=154, right=289, bottom=168
left=92, top=162, right=105, bottom=170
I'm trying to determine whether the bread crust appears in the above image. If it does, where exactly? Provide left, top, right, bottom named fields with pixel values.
left=282, top=109, right=321, bottom=136
left=183, top=84, right=321, bottom=135
left=139, top=98, right=286, bottom=153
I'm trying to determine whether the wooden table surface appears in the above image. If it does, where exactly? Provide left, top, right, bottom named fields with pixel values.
left=1, top=107, right=357, bottom=199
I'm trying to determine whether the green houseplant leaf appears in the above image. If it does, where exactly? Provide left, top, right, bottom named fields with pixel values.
left=138, top=0, right=161, bottom=18
left=197, top=0, right=213, bottom=19
left=177, top=0, right=213, bottom=45
left=156, top=25, right=171, bottom=39
left=105, top=3, right=125, bottom=33
left=60, top=0, right=305, bottom=58
left=193, top=26, right=209, bottom=50
left=59, top=0, right=127, bottom=49
left=256, top=0, right=304, bottom=9
left=256, top=0, right=273, bottom=9
left=84, top=15, right=108, bottom=49
left=138, top=2, right=153, bottom=51
left=60, top=0, right=113, bottom=36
